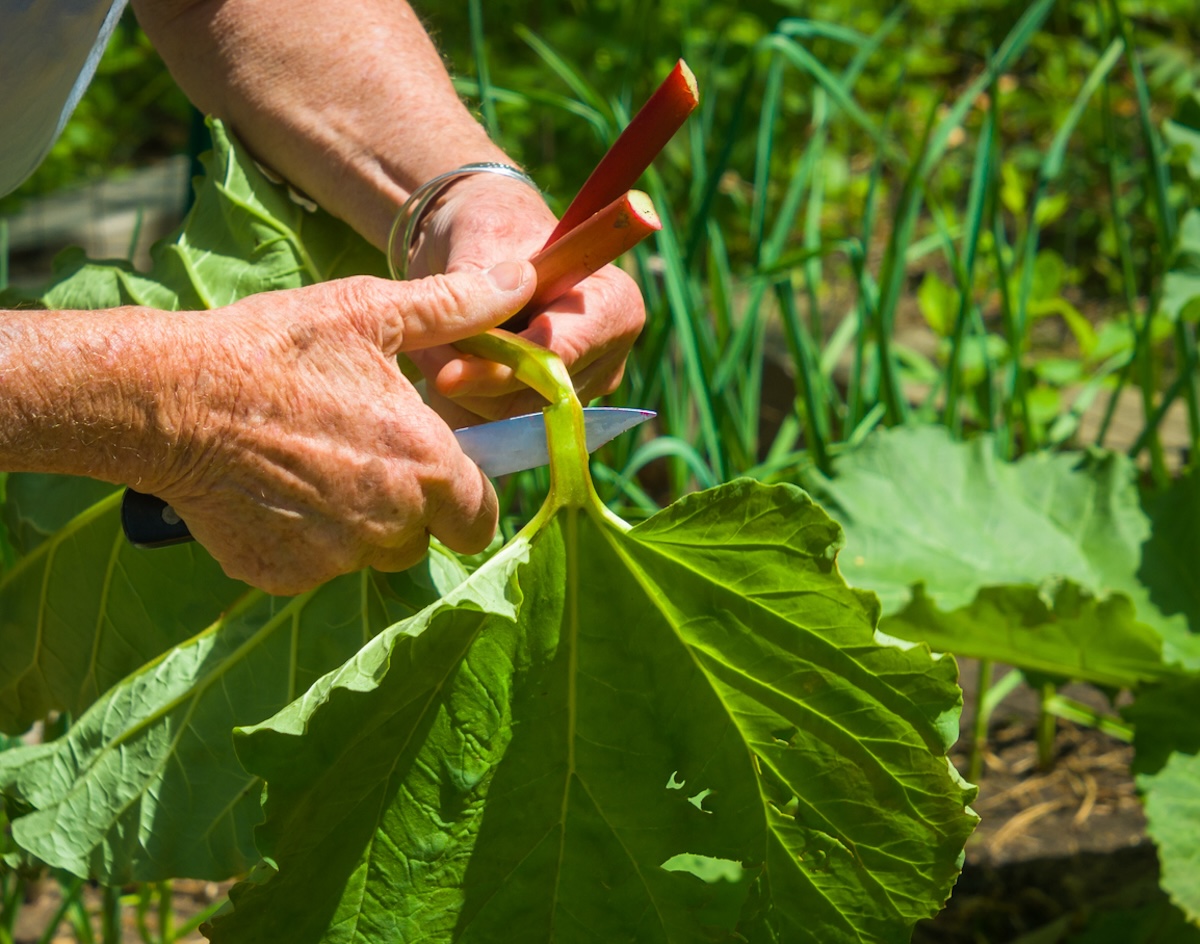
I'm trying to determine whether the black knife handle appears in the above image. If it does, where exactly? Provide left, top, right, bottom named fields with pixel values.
left=121, top=489, right=194, bottom=548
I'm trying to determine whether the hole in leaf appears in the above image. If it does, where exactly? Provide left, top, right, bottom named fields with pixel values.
left=661, top=854, right=745, bottom=884
left=665, top=770, right=686, bottom=790
left=688, top=788, right=714, bottom=812
left=771, top=725, right=798, bottom=746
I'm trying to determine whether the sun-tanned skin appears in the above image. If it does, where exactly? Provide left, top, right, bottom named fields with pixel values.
left=0, top=0, right=645, bottom=594
left=0, top=266, right=535, bottom=594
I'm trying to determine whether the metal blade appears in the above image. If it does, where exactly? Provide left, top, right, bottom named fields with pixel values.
left=454, top=407, right=654, bottom=477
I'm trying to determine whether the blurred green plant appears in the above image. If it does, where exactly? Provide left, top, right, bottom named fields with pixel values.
left=0, top=8, right=190, bottom=215
left=6, top=0, right=1200, bottom=939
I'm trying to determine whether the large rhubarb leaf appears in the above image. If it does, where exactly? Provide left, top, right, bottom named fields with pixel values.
left=809, top=427, right=1200, bottom=924
left=41, top=122, right=384, bottom=313
left=205, top=346, right=977, bottom=944
left=804, top=425, right=1196, bottom=682
left=0, top=121, right=386, bottom=736
left=0, top=493, right=244, bottom=733
left=1127, top=673, right=1200, bottom=925
left=0, top=556, right=466, bottom=882
left=1138, top=743, right=1200, bottom=924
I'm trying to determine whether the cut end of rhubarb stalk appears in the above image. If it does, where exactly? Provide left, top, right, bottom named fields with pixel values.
left=499, top=189, right=660, bottom=332
left=675, top=59, right=699, bottom=104
left=624, top=190, right=661, bottom=230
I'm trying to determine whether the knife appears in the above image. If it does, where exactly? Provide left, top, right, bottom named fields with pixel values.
left=121, top=406, right=654, bottom=548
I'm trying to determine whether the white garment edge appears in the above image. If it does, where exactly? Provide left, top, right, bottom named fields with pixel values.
left=0, top=0, right=131, bottom=198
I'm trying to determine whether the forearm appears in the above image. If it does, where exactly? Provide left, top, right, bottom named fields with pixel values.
left=132, top=0, right=514, bottom=248
left=0, top=308, right=191, bottom=489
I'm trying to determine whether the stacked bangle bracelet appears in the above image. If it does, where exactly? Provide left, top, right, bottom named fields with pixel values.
left=386, top=162, right=540, bottom=280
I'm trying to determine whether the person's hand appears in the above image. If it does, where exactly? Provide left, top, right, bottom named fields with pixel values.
left=404, top=173, right=646, bottom=426
left=141, top=264, right=535, bottom=595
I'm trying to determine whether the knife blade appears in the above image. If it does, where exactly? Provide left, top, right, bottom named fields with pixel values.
left=455, top=406, right=653, bottom=477
left=121, top=406, right=654, bottom=548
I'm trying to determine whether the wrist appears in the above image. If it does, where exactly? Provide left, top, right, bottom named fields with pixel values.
left=389, top=163, right=542, bottom=279
left=405, top=172, right=559, bottom=279
left=0, top=307, right=203, bottom=490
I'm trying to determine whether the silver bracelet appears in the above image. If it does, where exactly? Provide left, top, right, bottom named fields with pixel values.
left=387, top=162, right=540, bottom=280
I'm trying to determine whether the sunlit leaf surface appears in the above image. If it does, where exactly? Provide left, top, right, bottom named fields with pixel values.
left=209, top=482, right=976, bottom=944
left=806, top=425, right=1196, bottom=681
left=1139, top=748, right=1200, bottom=924
left=0, top=561, right=463, bottom=882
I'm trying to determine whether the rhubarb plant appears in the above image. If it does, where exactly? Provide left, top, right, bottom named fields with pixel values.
left=804, top=426, right=1200, bottom=925
left=0, top=123, right=976, bottom=941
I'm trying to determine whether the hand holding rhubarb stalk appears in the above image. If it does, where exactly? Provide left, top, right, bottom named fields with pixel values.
left=407, top=60, right=698, bottom=424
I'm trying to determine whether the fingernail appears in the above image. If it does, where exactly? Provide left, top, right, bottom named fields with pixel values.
left=487, top=261, right=525, bottom=292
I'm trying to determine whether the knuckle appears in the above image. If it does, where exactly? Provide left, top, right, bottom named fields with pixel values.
left=410, top=272, right=470, bottom=316
left=326, top=276, right=374, bottom=316
left=326, top=276, right=396, bottom=346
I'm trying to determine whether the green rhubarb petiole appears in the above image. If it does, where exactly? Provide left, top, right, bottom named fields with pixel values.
left=454, top=330, right=597, bottom=519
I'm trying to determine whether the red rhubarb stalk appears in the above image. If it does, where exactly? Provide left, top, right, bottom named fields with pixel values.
left=544, top=59, right=698, bottom=247
left=503, top=190, right=661, bottom=331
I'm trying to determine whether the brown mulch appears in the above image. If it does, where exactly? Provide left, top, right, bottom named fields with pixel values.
left=915, top=663, right=1157, bottom=943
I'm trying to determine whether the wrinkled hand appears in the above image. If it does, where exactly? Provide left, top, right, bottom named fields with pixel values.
left=405, top=174, right=646, bottom=426
left=146, top=264, right=535, bottom=595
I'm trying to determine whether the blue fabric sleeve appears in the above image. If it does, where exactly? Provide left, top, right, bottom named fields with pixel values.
left=0, top=0, right=131, bottom=197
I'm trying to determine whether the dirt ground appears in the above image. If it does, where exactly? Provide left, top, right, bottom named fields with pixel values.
left=914, top=661, right=1156, bottom=943
left=9, top=878, right=225, bottom=944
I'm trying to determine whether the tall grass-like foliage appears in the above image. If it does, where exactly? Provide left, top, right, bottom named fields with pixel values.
left=5, top=0, right=1200, bottom=939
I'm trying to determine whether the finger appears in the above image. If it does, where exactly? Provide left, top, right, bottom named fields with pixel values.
left=364, top=538, right=432, bottom=575
left=430, top=387, right=550, bottom=424
left=433, top=351, right=624, bottom=424
left=433, top=352, right=520, bottom=398
left=337, top=262, right=536, bottom=355
left=424, top=388, right=491, bottom=429
left=435, top=310, right=608, bottom=399
left=425, top=457, right=498, bottom=555
left=560, top=355, right=628, bottom=403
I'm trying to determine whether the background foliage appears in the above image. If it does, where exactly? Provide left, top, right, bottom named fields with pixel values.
left=3, top=0, right=1200, bottom=941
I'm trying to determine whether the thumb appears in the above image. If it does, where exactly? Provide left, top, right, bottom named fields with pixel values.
left=344, top=261, right=535, bottom=355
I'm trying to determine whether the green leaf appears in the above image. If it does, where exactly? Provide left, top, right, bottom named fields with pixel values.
left=1126, top=675, right=1200, bottom=778
left=1139, top=749, right=1200, bottom=924
left=1162, top=209, right=1200, bottom=324
left=0, top=494, right=245, bottom=734
left=207, top=482, right=976, bottom=944
left=1, top=473, right=117, bottom=555
left=0, top=120, right=389, bottom=737
left=42, top=121, right=385, bottom=313
left=1164, top=92, right=1200, bottom=182
left=1141, top=472, right=1200, bottom=617
left=0, top=560, right=464, bottom=883
left=883, top=582, right=1164, bottom=689
left=804, top=425, right=1188, bottom=683
left=917, top=270, right=956, bottom=337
